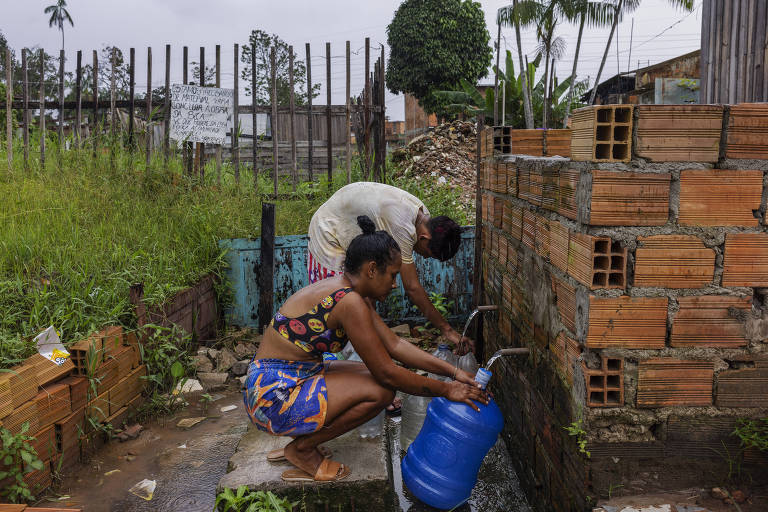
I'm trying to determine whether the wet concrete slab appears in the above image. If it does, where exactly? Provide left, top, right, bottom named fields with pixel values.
left=218, top=424, right=394, bottom=511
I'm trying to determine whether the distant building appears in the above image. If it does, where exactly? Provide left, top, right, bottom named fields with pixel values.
left=582, top=50, right=701, bottom=105
left=404, top=93, right=438, bottom=137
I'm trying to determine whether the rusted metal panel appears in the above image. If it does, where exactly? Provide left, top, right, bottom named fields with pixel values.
left=220, top=227, right=475, bottom=327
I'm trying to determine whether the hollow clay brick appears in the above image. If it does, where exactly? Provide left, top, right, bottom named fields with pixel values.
left=511, top=129, right=545, bottom=156
left=725, top=103, right=768, bottom=159
left=671, top=295, right=751, bottom=347
left=31, top=424, right=57, bottom=461
left=522, top=210, right=536, bottom=250
left=549, top=221, right=570, bottom=273
left=722, top=233, right=768, bottom=287
left=544, top=129, right=572, bottom=158
left=534, top=216, right=550, bottom=259
left=9, top=363, right=37, bottom=408
left=557, top=169, right=580, bottom=220
left=493, top=126, right=512, bottom=155
left=5, top=401, right=40, bottom=436
left=503, top=201, right=523, bottom=241
left=568, top=233, right=625, bottom=289
left=678, top=170, right=763, bottom=227
left=491, top=161, right=507, bottom=193
left=587, top=296, right=667, bottom=349
left=637, top=359, right=714, bottom=407
left=541, top=165, right=559, bottom=211
left=635, top=105, right=724, bottom=162
left=35, top=382, right=71, bottom=429
left=554, top=277, right=577, bottom=334
left=716, top=360, right=768, bottom=408
left=0, top=373, right=12, bottom=420
left=634, top=235, right=715, bottom=288
left=506, top=161, right=518, bottom=196
left=550, top=332, right=581, bottom=386
left=571, top=105, right=633, bottom=162
left=589, top=171, right=671, bottom=226
left=493, top=195, right=504, bottom=229
left=584, top=356, right=624, bottom=407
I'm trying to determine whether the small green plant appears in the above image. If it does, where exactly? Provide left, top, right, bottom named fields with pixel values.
left=733, top=418, right=768, bottom=452
left=564, top=418, right=590, bottom=458
left=0, top=422, right=45, bottom=503
left=138, top=324, right=195, bottom=416
left=200, top=393, right=214, bottom=415
left=607, top=482, right=623, bottom=499
left=215, top=486, right=297, bottom=512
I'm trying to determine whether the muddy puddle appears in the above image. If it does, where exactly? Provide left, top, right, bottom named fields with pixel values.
left=46, top=391, right=248, bottom=512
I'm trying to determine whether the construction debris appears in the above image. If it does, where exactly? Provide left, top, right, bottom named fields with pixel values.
left=391, top=121, right=477, bottom=208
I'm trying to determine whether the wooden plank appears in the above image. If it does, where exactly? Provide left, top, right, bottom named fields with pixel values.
left=41, top=49, right=46, bottom=167
left=326, top=42, right=332, bottom=191
left=252, top=42, right=258, bottom=191
left=6, top=48, right=12, bottom=170
left=74, top=50, right=81, bottom=149
left=345, top=41, right=351, bottom=184
left=58, top=49, right=64, bottom=148
left=380, top=44, right=386, bottom=182
left=146, top=47, right=152, bottom=169
left=199, top=46, right=205, bottom=177
left=271, top=46, right=279, bottom=196
left=183, top=46, right=192, bottom=176
left=22, top=49, right=29, bottom=164
left=259, top=203, right=276, bottom=332
left=128, top=48, right=135, bottom=149
left=728, top=0, right=739, bottom=104
left=700, top=0, right=711, bottom=102
left=289, top=45, right=297, bottom=189
left=91, top=50, right=98, bottom=157
left=164, top=44, right=170, bottom=162
left=364, top=37, right=370, bottom=177
left=233, top=43, right=239, bottom=183
left=306, top=42, right=313, bottom=182
left=215, top=44, right=222, bottom=185
left=473, top=115, right=485, bottom=359
left=110, top=47, right=116, bottom=139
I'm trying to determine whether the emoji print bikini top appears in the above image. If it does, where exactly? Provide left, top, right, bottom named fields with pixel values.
left=270, top=287, right=353, bottom=356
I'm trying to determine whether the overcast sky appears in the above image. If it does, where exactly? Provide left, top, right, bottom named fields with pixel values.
left=2, top=0, right=703, bottom=121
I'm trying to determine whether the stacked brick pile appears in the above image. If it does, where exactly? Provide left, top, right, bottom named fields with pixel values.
left=0, top=327, right=146, bottom=496
left=479, top=104, right=768, bottom=510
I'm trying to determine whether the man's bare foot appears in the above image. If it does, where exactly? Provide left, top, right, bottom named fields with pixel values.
left=283, top=439, right=324, bottom=476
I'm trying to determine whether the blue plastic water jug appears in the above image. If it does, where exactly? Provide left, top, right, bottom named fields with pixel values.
left=401, top=369, right=503, bottom=510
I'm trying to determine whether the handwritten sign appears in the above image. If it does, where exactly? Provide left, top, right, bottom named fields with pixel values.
left=170, top=84, right=233, bottom=144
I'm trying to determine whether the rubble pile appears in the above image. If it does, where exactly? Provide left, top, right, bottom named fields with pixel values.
left=391, top=121, right=477, bottom=208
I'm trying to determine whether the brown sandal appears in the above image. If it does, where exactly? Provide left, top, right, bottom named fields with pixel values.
left=281, top=458, right=351, bottom=483
left=267, top=445, right=332, bottom=463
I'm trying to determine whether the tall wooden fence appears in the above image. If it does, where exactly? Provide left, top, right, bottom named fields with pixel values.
left=1, top=39, right=389, bottom=193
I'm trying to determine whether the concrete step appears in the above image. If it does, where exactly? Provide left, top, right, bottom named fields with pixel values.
left=218, top=425, right=394, bottom=512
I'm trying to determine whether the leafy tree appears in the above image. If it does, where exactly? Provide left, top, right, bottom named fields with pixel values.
left=44, top=0, right=74, bottom=53
left=386, top=0, right=492, bottom=115
left=240, top=29, right=318, bottom=105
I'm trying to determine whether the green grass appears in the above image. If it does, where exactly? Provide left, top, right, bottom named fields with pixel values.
left=0, top=132, right=469, bottom=368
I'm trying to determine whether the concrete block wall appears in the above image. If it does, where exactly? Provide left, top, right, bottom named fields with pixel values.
left=478, top=103, right=768, bottom=511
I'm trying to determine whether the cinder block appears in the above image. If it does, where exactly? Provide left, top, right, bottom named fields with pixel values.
left=584, top=356, right=624, bottom=407
left=588, top=171, right=671, bottom=226
left=725, top=103, right=768, bottom=159
left=502, top=201, right=523, bottom=241
left=679, top=170, right=763, bottom=226
left=635, top=105, right=724, bottom=162
left=637, top=359, right=714, bottom=407
left=671, top=295, right=751, bottom=347
left=716, top=360, right=768, bottom=407
left=634, top=235, right=715, bottom=288
left=34, top=383, right=71, bottom=430
left=522, top=210, right=536, bottom=250
left=722, top=233, right=768, bottom=287
left=549, top=221, right=570, bottom=273
left=568, top=233, right=626, bottom=289
left=587, top=296, right=668, bottom=349
left=557, top=169, right=580, bottom=221
left=534, top=216, right=550, bottom=259
left=571, top=105, right=633, bottom=162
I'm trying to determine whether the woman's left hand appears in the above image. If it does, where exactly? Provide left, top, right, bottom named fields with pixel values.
left=454, top=368, right=478, bottom=387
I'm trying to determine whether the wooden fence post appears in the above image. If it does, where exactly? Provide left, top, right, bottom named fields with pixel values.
left=58, top=49, right=64, bottom=153
left=259, top=202, right=276, bottom=332
left=91, top=50, right=98, bottom=158
left=128, top=48, right=135, bottom=150
left=326, top=42, right=332, bottom=191
left=270, top=46, right=278, bottom=196
left=75, top=50, right=81, bottom=150
left=6, top=48, right=12, bottom=170
left=380, top=44, right=386, bottom=183
left=305, top=43, right=313, bottom=182
left=251, top=42, right=258, bottom=192
left=110, top=48, right=116, bottom=140
left=146, top=47, right=152, bottom=169
left=22, top=49, right=29, bottom=166
left=364, top=37, right=370, bottom=178
left=233, top=43, right=240, bottom=184
left=372, top=59, right=380, bottom=183
left=345, top=41, right=351, bottom=184
left=164, top=44, right=170, bottom=163
left=473, top=113, right=485, bottom=360
left=199, top=46, right=205, bottom=177
left=289, top=45, right=297, bottom=190
left=183, top=46, right=192, bottom=176
left=40, top=49, right=46, bottom=168
left=215, top=44, right=222, bottom=186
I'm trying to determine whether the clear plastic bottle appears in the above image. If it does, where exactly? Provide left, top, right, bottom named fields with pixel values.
left=457, top=351, right=480, bottom=375
left=428, top=344, right=458, bottom=381
left=400, top=394, right=431, bottom=451
left=358, top=410, right=384, bottom=438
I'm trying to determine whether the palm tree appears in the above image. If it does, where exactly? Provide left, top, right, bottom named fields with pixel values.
left=530, top=3, right=567, bottom=129
left=498, top=2, right=535, bottom=129
left=588, top=0, right=693, bottom=105
left=561, top=0, right=613, bottom=126
left=45, top=0, right=74, bottom=53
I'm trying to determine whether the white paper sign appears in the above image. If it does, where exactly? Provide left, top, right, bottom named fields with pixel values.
left=170, top=84, right=234, bottom=144
left=34, top=326, right=70, bottom=365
